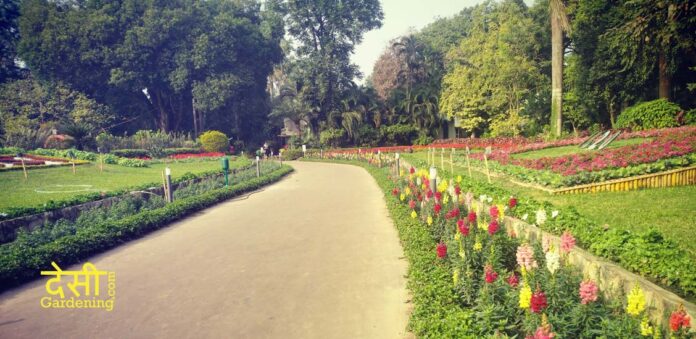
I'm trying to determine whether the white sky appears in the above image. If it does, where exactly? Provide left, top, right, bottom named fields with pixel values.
left=352, top=0, right=535, bottom=83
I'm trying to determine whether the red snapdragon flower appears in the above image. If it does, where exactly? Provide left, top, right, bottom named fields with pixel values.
left=436, top=243, right=447, bottom=259
left=468, top=211, right=477, bottom=224
left=434, top=203, right=442, bottom=214
left=454, top=185, right=461, bottom=196
left=417, top=194, right=423, bottom=202
left=509, top=197, right=518, bottom=209
left=530, top=288, right=548, bottom=313
left=435, top=191, right=442, bottom=201
left=484, top=265, right=498, bottom=284
left=392, top=188, right=399, bottom=196
left=457, top=219, right=469, bottom=236
left=426, top=189, right=433, bottom=199
left=445, top=207, right=460, bottom=220
left=488, top=220, right=499, bottom=235
left=409, top=167, right=415, bottom=174
left=507, top=273, right=519, bottom=287
left=409, top=200, right=416, bottom=209
left=670, top=304, right=691, bottom=332
left=490, top=205, right=499, bottom=219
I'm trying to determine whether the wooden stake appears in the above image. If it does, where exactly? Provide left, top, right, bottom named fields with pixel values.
left=465, top=147, right=472, bottom=178
left=483, top=153, right=491, bottom=183
left=440, top=148, right=444, bottom=170
left=21, top=157, right=28, bottom=180
left=450, top=148, right=454, bottom=174
left=72, top=160, right=76, bottom=174
left=99, top=152, right=104, bottom=173
left=161, top=171, right=169, bottom=202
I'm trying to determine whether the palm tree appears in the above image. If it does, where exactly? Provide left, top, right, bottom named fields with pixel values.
left=550, top=0, right=570, bottom=137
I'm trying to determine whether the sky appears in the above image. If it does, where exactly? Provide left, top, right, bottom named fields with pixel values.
left=352, top=0, right=534, bottom=84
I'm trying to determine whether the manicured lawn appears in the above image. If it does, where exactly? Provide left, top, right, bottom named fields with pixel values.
left=0, top=157, right=251, bottom=210
left=511, top=137, right=650, bottom=159
left=404, top=151, right=696, bottom=258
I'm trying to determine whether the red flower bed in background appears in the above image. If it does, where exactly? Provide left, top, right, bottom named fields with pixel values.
left=169, top=152, right=224, bottom=159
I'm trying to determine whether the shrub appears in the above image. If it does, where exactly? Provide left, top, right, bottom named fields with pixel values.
left=281, top=149, right=303, bottom=160
left=163, top=147, right=202, bottom=156
left=616, top=99, right=681, bottom=130
left=199, top=130, right=229, bottom=153
left=354, top=124, right=381, bottom=147
left=319, top=128, right=345, bottom=148
left=117, top=158, right=147, bottom=167
left=413, top=132, right=434, bottom=146
left=684, top=108, right=696, bottom=125
left=111, top=149, right=149, bottom=158
left=0, top=146, right=25, bottom=155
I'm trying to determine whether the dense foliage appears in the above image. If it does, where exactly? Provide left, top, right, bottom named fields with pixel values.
left=616, top=99, right=682, bottom=130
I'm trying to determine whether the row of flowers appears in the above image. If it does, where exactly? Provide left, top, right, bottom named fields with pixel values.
left=388, top=166, right=691, bottom=337
left=470, top=127, right=696, bottom=176
left=168, top=152, right=225, bottom=160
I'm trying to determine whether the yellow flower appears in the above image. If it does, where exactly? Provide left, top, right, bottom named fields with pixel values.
left=477, top=221, right=487, bottom=231
left=438, top=181, right=448, bottom=193
left=474, top=241, right=482, bottom=252
left=640, top=317, right=653, bottom=336
left=453, top=268, right=460, bottom=285
left=519, top=283, right=532, bottom=309
left=427, top=215, right=433, bottom=226
left=421, top=184, right=427, bottom=190
left=405, top=187, right=411, bottom=195
left=411, top=211, right=417, bottom=219
left=497, top=204, right=505, bottom=221
left=400, top=193, right=406, bottom=201
left=626, top=284, right=646, bottom=316
left=454, top=232, right=461, bottom=241
left=459, top=248, right=465, bottom=258
left=456, top=175, right=462, bottom=183
left=443, top=195, right=450, bottom=204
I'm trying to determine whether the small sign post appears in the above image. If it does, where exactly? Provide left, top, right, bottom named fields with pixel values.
left=165, top=167, right=173, bottom=202
left=221, top=156, right=229, bottom=187
left=429, top=167, right=437, bottom=192
left=395, top=153, right=400, bottom=176
left=484, top=146, right=492, bottom=183
left=465, top=146, right=472, bottom=178
left=256, top=156, right=260, bottom=178
left=18, top=152, right=28, bottom=180
left=302, top=144, right=307, bottom=157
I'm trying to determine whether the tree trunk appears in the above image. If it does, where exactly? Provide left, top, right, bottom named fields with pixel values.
left=152, top=90, right=170, bottom=132
left=550, top=13, right=563, bottom=137
left=658, top=52, right=671, bottom=100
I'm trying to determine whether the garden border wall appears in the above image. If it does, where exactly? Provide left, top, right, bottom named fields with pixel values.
left=552, top=165, right=696, bottom=194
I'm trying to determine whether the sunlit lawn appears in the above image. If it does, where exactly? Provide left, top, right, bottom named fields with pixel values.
left=0, top=157, right=250, bottom=210
left=404, top=151, right=696, bottom=258
left=511, top=137, right=650, bottom=159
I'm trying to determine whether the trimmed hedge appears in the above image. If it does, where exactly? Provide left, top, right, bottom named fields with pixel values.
left=0, top=165, right=293, bottom=290
left=111, top=148, right=148, bottom=158
left=616, top=99, right=681, bottom=131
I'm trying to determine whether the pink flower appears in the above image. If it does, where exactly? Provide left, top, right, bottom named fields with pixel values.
left=509, top=197, right=518, bottom=209
left=579, top=280, right=598, bottom=305
left=561, top=231, right=576, bottom=254
left=485, top=265, right=498, bottom=284
left=409, top=200, right=416, bottom=209
left=457, top=219, right=469, bottom=236
left=437, top=242, right=447, bottom=259
left=542, top=235, right=552, bottom=253
left=530, top=288, right=548, bottom=313
left=488, top=220, right=499, bottom=235
left=507, top=273, right=519, bottom=287
left=516, top=244, right=538, bottom=271
left=434, top=203, right=442, bottom=214
left=467, top=211, right=477, bottom=224
left=489, top=205, right=499, bottom=219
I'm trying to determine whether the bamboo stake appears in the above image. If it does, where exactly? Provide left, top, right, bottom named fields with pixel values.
left=465, top=147, right=472, bottom=178
left=161, top=171, right=169, bottom=202
left=20, top=157, right=28, bottom=180
left=450, top=148, right=454, bottom=174
left=440, top=148, right=444, bottom=170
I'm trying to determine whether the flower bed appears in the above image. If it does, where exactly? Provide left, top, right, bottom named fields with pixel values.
left=169, top=152, right=224, bottom=159
left=305, top=157, right=693, bottom=337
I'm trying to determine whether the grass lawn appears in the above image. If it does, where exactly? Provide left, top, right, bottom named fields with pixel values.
left=512, top=137, right=650, bottom=159
left=404, top=151, right=696, bottom=258
left=0, top=157, right=251, bottom=210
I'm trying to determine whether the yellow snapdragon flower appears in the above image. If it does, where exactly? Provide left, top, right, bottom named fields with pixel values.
left=626, top=284, right=646, bottom=316
left=411, top=211, right=417, bottom=219
left=427, top=215, right=433, bottom=226
left=519, top=283, right=532, bottom=309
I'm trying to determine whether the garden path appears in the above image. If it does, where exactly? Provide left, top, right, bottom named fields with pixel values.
left=0, top=161, right=411, bottom=339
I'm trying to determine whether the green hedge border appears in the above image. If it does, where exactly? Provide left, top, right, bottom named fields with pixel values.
left=0, top=165, right=293, bottom=291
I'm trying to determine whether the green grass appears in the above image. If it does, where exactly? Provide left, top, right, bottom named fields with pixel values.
left=512, top=137, right=650, bottom=159
left=405, top=151, right=696, bottom=258
left=0, top=157, right=251, bottom=210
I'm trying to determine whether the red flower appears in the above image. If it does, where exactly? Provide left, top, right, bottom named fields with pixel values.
left=454, top=185, right=461, bottom=196
left=434, top=203, right=442, bottom=214
left=445, top=207, right=460, bottom=220
left=509, top=197, right=518, bottom=209
left=437, top=242, right=447, bottom=259
left=485, top=265, right=498, bottom=284
left=468, top=211, right=477, bottom=224
left=410, top=167, right=415, bottom=174
left=489, top=205, right=499, bottom=219
left=409, top=200, right=416, bottom=209
left=392, top=188, right=399, bottom=196
left=669, top=304, right=691, bottom=332
left=435, top=191, right=442, bottom=201
left=488, top=220, right=499, bottom=235
left=426, top=189, right=433, bottom=199
left=417, top=194, right=423, bottom=202
left=530, top=288, right=548, bottom=313
left=507, top=273, right=519, bottom=287
left=457, top=219, right=469, bottom=236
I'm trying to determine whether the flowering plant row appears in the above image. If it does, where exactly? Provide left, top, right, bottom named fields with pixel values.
left=169, top=152, right=225, bottom=159
left=388, top=166, right=691, bottom=337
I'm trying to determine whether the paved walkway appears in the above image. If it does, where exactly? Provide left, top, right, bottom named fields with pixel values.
left=0, top=162, right=410, bottom=339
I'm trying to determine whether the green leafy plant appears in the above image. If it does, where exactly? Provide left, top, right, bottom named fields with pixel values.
left=199, top=130, right=229, bottom=153
left=616, top=99, right=681, bottom=131
left=319, top=128, right=345, bottom=147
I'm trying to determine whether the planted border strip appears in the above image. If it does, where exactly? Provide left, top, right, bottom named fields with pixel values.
left=0, top=165, right=293, bottom=291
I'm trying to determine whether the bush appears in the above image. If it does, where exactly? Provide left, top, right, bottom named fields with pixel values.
left=117, top=158, right=147, bottom=167
left=199, top=130, right=229, bottom=153
left=354, top=124, right=381, bottom=147
left=616, top=99, right=681, bottom=130
left=683, top=108, right=696, bottom=125
left=281, top=149, right=303, bottom=160
left=0, top=146, right=25, bottom=155
left=319, top=128, right=345, bottom=148
left=413, top=132, right=434, bottom=146
left=111, top=149, right=149, bottom=158
left=163, top=147, right=202, bottom=156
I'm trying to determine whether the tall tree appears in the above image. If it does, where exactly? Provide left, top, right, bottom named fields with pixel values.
left=285, top=0, right=383, bottom=135
left=550, top=0, right=570, bottom=136
left=0, top=0, right=20, bottom=83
